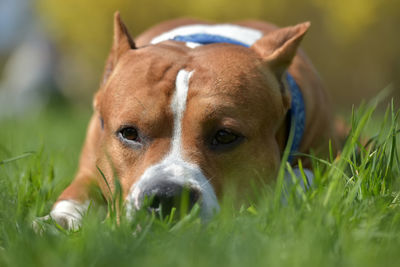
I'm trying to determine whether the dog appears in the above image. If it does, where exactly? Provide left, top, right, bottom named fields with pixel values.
left=47, top=12, right=336, bottom=230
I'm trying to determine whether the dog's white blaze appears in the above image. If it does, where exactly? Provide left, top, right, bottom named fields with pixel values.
left=151, top=24, right=263, bottom=47
left=170, top=70, right=193, bottom=156
left=126, top=69, right=219, bottom=219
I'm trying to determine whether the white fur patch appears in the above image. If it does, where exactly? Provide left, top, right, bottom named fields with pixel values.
left=126, top=69, right=219, bottom=219
left=284, top=168, right=314, bottom=189
left=50, top=200, right=89, bottom=230
left=170, top=69, right=193, bottom=155
left=151, top=24, right=262, bottom=47
left=282, top=168, right=314, bottom=205
left=185, top=42, right=201, bottom=49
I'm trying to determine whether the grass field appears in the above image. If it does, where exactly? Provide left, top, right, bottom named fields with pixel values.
left=0, top=98, right=399, bottom=267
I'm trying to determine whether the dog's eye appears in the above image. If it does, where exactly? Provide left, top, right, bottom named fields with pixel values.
left=211, top=129, right=243, bottom=149
left=119, top=127, right=139, bottom=142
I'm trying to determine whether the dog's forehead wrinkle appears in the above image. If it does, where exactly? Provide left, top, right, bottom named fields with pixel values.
left=131, top=95, right=147, bottom=111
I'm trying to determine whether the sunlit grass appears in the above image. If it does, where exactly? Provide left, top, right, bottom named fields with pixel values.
left=0, top=98, right=399, bottom=267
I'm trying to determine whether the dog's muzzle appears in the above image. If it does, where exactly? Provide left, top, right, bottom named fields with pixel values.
left=126, top=159, right=220, bottom=220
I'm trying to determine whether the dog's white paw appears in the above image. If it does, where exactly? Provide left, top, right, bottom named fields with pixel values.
left=49, top=211, right=82, bottom=231
left=33, top=200, right=89, bottom=232
left=49, top=200, right=89, bottom=230
left=32, top=215, right=52, bottom=234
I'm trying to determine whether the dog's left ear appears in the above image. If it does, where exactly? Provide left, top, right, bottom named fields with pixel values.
left=251, top=22, right=310, bottom=80
left=101, top=11, right=136, bottom=86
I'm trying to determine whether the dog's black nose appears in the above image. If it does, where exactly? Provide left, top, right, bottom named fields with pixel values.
left=142, top=180, right=200, bottom=218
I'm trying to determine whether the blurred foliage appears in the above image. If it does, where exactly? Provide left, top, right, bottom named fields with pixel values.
left=35, top=0, right=399, bottom=107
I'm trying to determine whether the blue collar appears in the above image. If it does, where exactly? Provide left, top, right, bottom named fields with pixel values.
left=172, top=33, right=305, bottom=162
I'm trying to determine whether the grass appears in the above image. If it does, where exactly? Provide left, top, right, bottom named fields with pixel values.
left=0, top=98, right=399, bottom=267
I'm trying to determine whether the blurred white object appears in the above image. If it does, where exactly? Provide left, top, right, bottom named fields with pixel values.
left=0, top=0, right=31, bottom=53
left=284, top=167, right=314, bottom=189
left=281, top=167, right=314, bottom=204
left=0, top=0, right=59, bottom=118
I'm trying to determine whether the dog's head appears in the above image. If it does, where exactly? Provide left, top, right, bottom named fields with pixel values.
left=94, top=13, right=309, bottom=219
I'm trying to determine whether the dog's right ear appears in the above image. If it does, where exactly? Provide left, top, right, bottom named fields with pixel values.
left=101, top=11, right=136, bottom=86
left=251, top=22, right=310, bottom=80
left=251, top=22, right=310, bottom=111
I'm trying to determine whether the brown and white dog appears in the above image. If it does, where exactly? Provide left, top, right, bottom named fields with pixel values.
left=48, top=12, right=335, bottom=229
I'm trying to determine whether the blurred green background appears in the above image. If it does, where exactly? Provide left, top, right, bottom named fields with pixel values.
left=2, top=0, right=400, bottom=110
left=0, top=3, right=400, bottom=266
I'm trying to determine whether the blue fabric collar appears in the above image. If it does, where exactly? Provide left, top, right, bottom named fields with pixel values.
left=172, top=33, right=305, bottom=162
